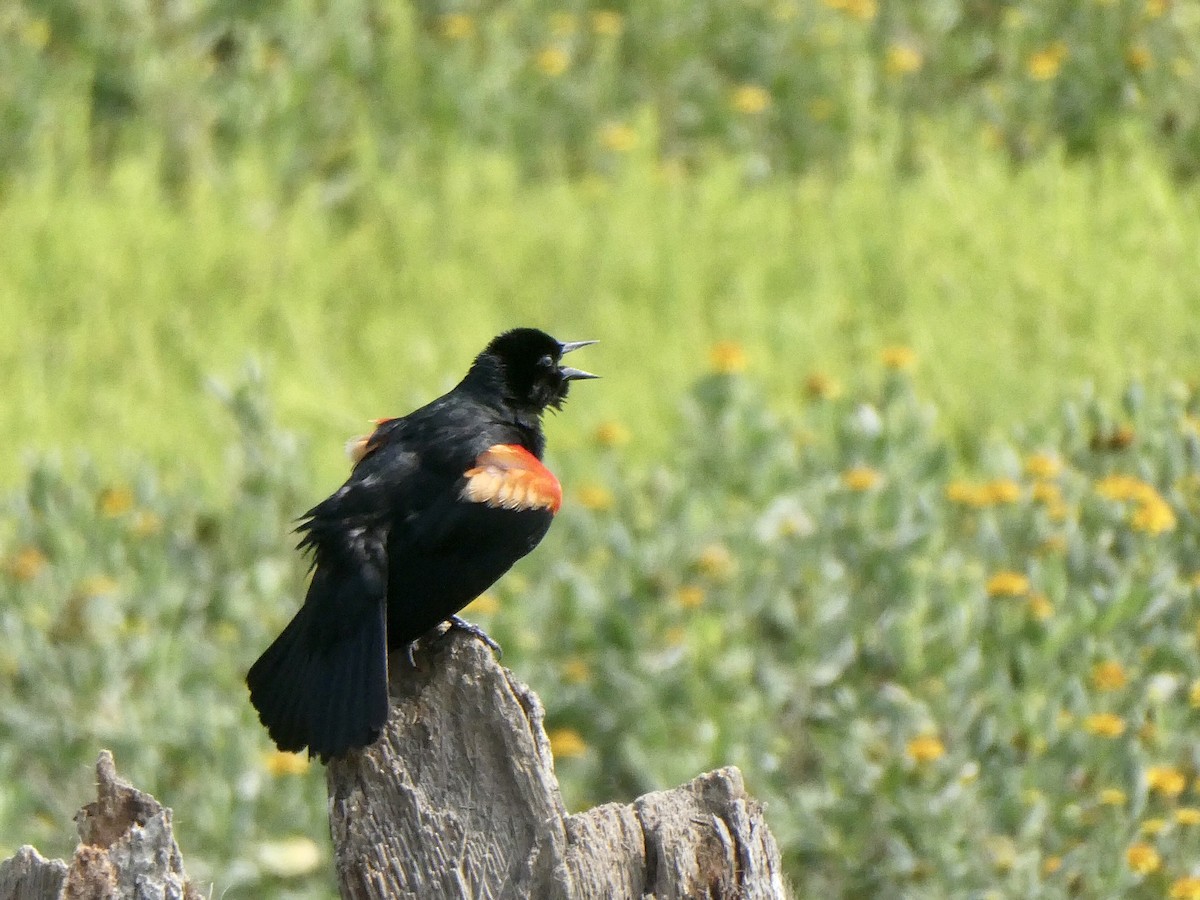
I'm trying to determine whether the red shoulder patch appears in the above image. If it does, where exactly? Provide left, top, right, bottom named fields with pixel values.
left=461, top=444, right=562, bottom=514
left=346, top=418, right=398, bottom=466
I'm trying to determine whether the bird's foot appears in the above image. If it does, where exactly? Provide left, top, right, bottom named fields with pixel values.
left=403, top=640, right=420, bottom=669
left=446, top=615, right=503, bottom=659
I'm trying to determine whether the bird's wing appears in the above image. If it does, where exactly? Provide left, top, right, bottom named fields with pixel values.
left=248, top=472, right=402, bottom=759
left=346, top=417, right=403, bottom=466
left=396, top=443, right=561, bottom=555
left=296, top=452, right=417, bottom=635
left=459, top=444, right=562, bottom=514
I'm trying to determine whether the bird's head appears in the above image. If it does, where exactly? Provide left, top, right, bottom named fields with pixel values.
left=466, top=328, right=597, bottom=415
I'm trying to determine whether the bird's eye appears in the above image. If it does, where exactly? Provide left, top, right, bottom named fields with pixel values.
left=538, top=354, right=555, bottom=369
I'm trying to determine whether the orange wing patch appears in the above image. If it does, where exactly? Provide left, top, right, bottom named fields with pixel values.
left=461, top=444, right=562, bottom=514
left=346, top=419, right=397, bottom=466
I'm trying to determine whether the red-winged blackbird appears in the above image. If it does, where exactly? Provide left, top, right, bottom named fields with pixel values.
left=246, top=328, right=596, bottom=761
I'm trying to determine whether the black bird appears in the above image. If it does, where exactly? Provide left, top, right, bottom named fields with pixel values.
left=246, top=328, right=596, bottom=761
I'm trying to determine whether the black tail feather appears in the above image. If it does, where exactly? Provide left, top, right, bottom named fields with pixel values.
left=246, top=594, right=389, bottom=762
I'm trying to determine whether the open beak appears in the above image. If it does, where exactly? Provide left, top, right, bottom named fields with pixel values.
left=559, top=340, right=598, bottom=380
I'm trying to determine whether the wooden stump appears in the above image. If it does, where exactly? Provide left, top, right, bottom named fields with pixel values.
left=0, top=751, right=200, bottom=900
left=326, top=630, right=787, bottom=899
left=2, top=632, right=787, bottom=899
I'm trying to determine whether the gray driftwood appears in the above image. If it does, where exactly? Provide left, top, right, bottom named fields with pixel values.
left=0, top=750, right=201, bottom=900
left=327, top=630, right=786, bottom=899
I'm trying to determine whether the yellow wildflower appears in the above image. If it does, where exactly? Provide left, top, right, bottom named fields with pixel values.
left=1131, top=497, right=1176, bottom=534
left=675, top=585, right=705, bottom=609
left=1146, top=765, right=1187, bottom=797
left=731, top=84, right=771, bottom=115
left=1095, top=473, right=1157, bottom=503
left=263, top=750, right=311, bottom=777
left=1171, top=877, right=1200, bottom=900
left=804, top=371, right=841, bottom=399
left=577, top=484, right=615, bottom=512
left=1099, top=787, right=1127, bottom=806
left=598, top=121, right=637, bottom=153
left=1175, top=807, right=1200, bottom=826
left=464, top=592, right=499, bottom=615
left=594, top=420, right=630, bottom=447
left=885, top=43, right=923, bottom=76
left=1042, top=855, right=1063, bottom=876
left=1046, top=498, right=1070, bottom=522
left=946, top=480, right=993, bottom=508
left=1189, top=679, right=1200, bottom=707
left=8, top=546, right=48, bottom=582
left=880, top=345, right=917, bottom=371
left=1126, top=44, right=1151, bottom=71
left=842, top=466, right=883, bottom=491
left=1083, top=712, right=1126, bottom=738
left=985, top=479, right=1021, bottom=504
left=1038, top=535, right=1067, bottom=555
left=1028, top=593, right=1053, bottom=621
left=1025, top=452, right=1063, bottom=479
left=1027, top=42, right=1069, bottom=81
left=906, top=733, right=946, bottom=764
left=840, top=0, right=878, bottom=20
left=590, top=10, right=624, bottom=37
left=1140, top=818, right=1168, bottom=836
left=534, top=46, right=570, bottom=76
left=664, top=625, right=688, bottom=646
left=1090, top=660, right=1128, bottom=692
left=98, top=485, right=134, bottom=517
left=1031, top=481, right=1062, bottom=504
left=1125, top=842, right=1161, bottom=875
left=987, top=835, right=1017, bottom=872
left=78, top=574, right=119, bottom=597
left=548, top=727, right=588, bottom=758
left=439, top=13, right=475, bottom=40
left=709, top=341, right=747, bottom=374
left=696, top=543, right=735, bottom=581
left=562, top=658, right=591, bottom=684
left=986, top=571, right=1030, bottom=598
left=1146, top=0, right=1166, bottom=18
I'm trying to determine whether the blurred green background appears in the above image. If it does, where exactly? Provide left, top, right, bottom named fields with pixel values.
left=6, top=0, right=1200, bottom=896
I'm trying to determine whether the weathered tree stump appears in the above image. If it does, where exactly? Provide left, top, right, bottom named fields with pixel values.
left=3, top=633, right=786, bottom=899
left=0, top=751, right=201, bottom=900
left=326, top=630, right=787, bottom=899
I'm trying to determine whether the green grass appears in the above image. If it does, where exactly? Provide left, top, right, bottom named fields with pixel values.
left=5, top=134, right=1200, bottom=493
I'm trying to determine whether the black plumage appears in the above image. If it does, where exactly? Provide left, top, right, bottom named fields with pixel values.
left=246, top=328, right=596, bottom=761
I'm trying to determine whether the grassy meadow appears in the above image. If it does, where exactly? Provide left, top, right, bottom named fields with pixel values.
left=6, top=0, right=1200, bottom=897
left=6, top=139, right=1200, bottom=494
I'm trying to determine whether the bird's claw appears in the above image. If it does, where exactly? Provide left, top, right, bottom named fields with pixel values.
left=446, top=615, right=503, bottom=659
